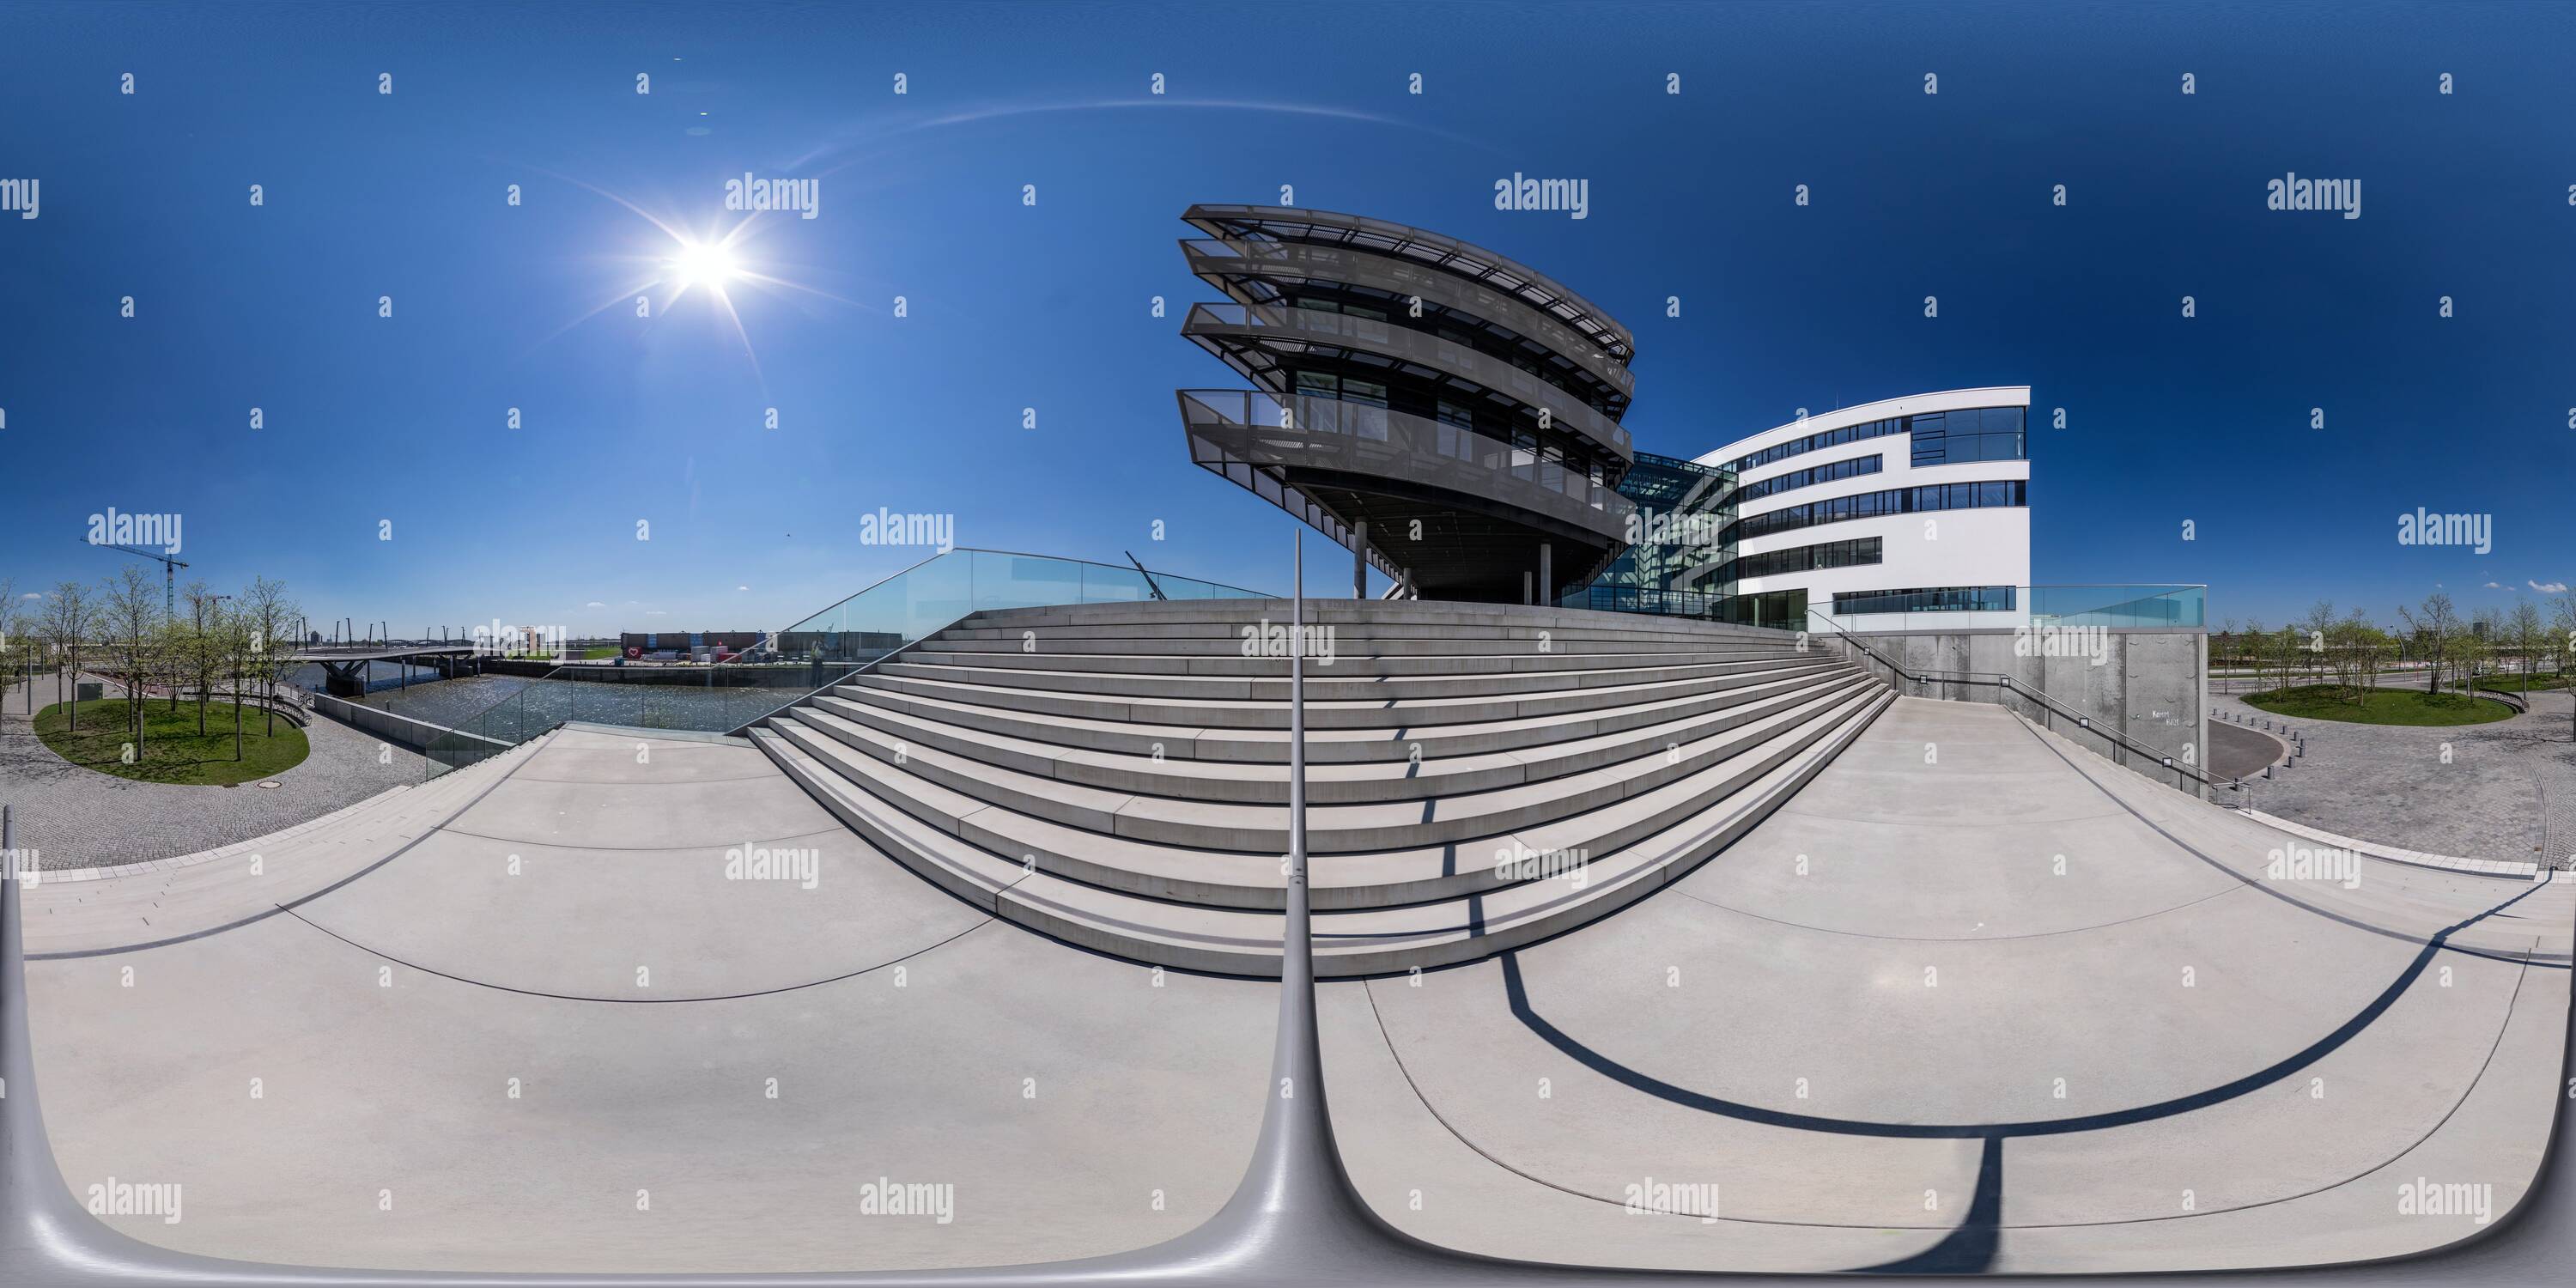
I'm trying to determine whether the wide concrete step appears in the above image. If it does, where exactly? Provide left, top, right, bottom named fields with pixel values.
left=920, top=633, right=1804, bottom=658
left=842, top=657, right=1850, bottom=731
left=902, top=645, right=1808, bottom=678
left=806, top=668, right=1868, bottom=805
left=750, top=683, right=1892, bottom=972
left=940, top=619, right=1792, bottom=647
left=957, top=600, right=1790, bottom=640
left=771, top=676, right=1871, bottom=855
left=828, top=663, right=1856, bottom=763
left=873, top=653, right=1816, bottom=703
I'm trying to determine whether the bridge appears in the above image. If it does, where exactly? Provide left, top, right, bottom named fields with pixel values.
left=286, top=642, right=483, bottom=696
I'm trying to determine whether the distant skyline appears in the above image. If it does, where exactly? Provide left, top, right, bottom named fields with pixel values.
left=3, top=0, right=2570, bottom=635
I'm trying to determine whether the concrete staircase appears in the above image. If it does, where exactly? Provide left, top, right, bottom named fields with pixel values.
left=748, top=599, right=1893, bottom=977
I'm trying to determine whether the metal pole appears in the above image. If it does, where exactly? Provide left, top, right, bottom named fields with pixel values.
left=1288, top=529, right=1309, bottom=986
left=1351, top=521, right=1368, bottom=600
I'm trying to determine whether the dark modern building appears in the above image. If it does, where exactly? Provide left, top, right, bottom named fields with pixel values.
left=1174, top=205, right=1640, bottom=603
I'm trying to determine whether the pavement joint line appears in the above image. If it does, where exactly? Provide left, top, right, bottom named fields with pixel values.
left=2239, top=809, right=2540, bottom=881
left=274, top=904, right=999, bottom=1003
left=429, top=823, right=854, bottom=854
left=2014, top=713, right=2570, bottom=969
left=1666, top=880, right=2246, bottom=944
left=25, top=732, right=556, bottom=962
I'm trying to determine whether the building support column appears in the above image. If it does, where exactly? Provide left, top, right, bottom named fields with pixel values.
left=1540, top=544, right=1552, bottom=606
left=1352, top=521, right=1369, bottom=600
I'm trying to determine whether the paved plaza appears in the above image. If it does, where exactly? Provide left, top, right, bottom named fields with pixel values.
left=2214, top=687, right=2576, bottom=871
left=0, top=670, right=430, bottom=871
left=15, top=703, right=2567, bottom=1274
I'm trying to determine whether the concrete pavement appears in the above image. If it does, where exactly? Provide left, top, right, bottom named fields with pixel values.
left=15, top=703, right=2570, bottom=1273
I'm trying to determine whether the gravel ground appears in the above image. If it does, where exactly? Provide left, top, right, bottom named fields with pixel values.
left=0, top=670, right=431, bottom=870
left=2214, top=686, right=2576, bottom=868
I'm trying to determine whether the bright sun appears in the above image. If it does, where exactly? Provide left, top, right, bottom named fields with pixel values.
left=668, top=238, right=739, bottom=289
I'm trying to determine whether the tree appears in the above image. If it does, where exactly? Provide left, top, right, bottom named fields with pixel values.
left=2300, top=600, right=2337, bottom=687
left=2551, top=595, right=2576, bottom=688
left=179, top=581, right=228, bottom=737
left=239, top=576, right=300, bottom=737
left=2397, top=592, right=2459, bottom=701
left=2469, top=607, right=2506, bottom=696
left=98, top=567, right=161, bottom=756
left=2508, top=598, right=2546, bottom=692
left=39, top=580, right=94, bottom=731
left=0, top=578, right=17, bottom=708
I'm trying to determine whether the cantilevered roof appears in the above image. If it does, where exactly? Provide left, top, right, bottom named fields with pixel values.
left=1182, top=204, right=1636, bottom=367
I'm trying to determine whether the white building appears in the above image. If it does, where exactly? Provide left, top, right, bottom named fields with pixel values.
left=1693, top=386, right=2031, bottom=630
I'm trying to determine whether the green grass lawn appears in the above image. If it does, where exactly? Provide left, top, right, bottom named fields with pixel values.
left=2472, top=673, right=2567, bottom=693
left=34, top=697, right=310, bottom=785
left=580, top=646, right=622, bottom=660
left=2244, top=683, right=2515, bottom=726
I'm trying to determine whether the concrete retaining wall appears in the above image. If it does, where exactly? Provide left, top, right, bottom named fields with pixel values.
left=309, top=692, right=511, bottom=761
left=1831, top=627, right=2210, bottom=797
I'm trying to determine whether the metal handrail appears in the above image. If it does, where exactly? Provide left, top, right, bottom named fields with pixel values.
left=1801, top=608, right=2246, bottom=798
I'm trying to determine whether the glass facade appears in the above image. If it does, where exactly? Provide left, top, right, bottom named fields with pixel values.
left=1908, top=406, right=2026, bottom=467
left=1721, top=404, right=2026, bottom=475
left=1711, top=535, right=1881, bottom=585
left=1559, top=451, right=1732, bottom=618
left=1725, top=478, right=2026, bottom=544
left=1724, top=453, right=1883, bottom=506
left=1829, top=585, right=2019, bottom=615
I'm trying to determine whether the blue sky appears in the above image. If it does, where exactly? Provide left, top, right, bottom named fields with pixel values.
left=2, top=0, right=2570, bottom=636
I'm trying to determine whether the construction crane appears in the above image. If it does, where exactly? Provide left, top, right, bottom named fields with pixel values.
left=82, top=540, right=189, bottom=617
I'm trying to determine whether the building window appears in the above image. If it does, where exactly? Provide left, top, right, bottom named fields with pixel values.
left=1722, top=478, right=2026, bottom=544
left=1829, top=586, right=2019, bottom=615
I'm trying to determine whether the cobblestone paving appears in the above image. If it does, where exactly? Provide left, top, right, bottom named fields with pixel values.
left=0, top=671, right=431, bottom=870
left=2214, top=687, right=2575, bottom=868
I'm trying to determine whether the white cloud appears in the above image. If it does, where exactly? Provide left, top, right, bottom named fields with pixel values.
left=2532, top=580, right=2569, bottom=594
left=644, top=610, right=669, bottom=617
left=585, top=601, right=606, bottom=609
left=736, top=585, right=749, bottom=591
left=17, top=592, right=39, bottom=600
left=2483, top=581, right=2506, bottom=590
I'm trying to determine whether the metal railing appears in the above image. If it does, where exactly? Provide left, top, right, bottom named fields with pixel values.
left=1802, top=606, right=2244, bottom=799
left=386, top=550, right=1268, bottom=771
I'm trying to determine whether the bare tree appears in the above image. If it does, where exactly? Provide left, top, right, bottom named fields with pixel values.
left=39, top=580, right=94, bottom=731
left=239, top=576, right=300, bottom=737
left=2552, top=595, right=2576, bottom=687
left=179, top=580, right=228, bottom=737
left=2396, top=592, right=2459, bottom=700
left=2299, top=600, right=2336, bottom=687
left=98, top=567, right=161, bottom=757
left=2507, top=598, right=2545, bottom=692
